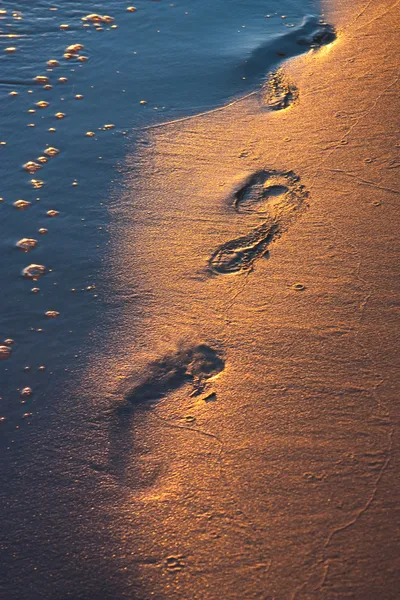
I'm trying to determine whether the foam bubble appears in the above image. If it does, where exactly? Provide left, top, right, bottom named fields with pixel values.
left=22, top=264, right=46, bottom=279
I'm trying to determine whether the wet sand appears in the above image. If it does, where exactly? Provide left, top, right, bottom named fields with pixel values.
left=2, top=0, right=399, bottom=598
left=93, top=0, right=400, bottom=598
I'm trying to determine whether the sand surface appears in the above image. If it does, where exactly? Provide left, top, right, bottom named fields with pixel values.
left=83, top=0, right=400, bottom=598
left=3, top=1, right=397, bottom=599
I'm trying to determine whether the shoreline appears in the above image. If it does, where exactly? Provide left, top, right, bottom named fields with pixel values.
left=96, top=0, right=399, bottom=597
left=1, top=0, right=398, bottom=598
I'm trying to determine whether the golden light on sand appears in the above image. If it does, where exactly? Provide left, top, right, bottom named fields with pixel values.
left=87, top=4, right=399, bottom=599
left=1, top=1, right=398, bottom=598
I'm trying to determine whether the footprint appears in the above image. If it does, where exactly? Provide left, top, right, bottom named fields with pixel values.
left=109, top=344, right=225, bottom=480
left=209, top=170, right=308, bottom=275
left=263, top=69, right=298, bottom=111
left=123, top=344, right=225, bottom=406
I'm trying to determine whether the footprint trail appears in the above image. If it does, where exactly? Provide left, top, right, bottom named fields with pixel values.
left=209, top=170, right=308, bottom=275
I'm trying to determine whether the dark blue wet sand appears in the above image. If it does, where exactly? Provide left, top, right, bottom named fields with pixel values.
left=0, top=1, right=327, bottom=598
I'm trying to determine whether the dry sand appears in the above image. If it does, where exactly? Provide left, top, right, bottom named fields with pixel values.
left=85, top=0, right=400, bottom=598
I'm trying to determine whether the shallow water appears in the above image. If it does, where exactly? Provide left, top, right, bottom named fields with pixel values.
left=0, top=0, right=327, bottom=597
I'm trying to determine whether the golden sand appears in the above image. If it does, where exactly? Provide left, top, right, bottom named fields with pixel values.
left=82, top=1, right=399, bottom=597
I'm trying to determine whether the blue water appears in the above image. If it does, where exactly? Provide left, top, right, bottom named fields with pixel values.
left=0, top=1, right=326, bottom=598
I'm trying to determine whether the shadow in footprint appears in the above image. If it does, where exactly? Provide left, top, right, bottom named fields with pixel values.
left=109, top=344, right=225, bottom=481
left=209, top=170, right=308, bottom=275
